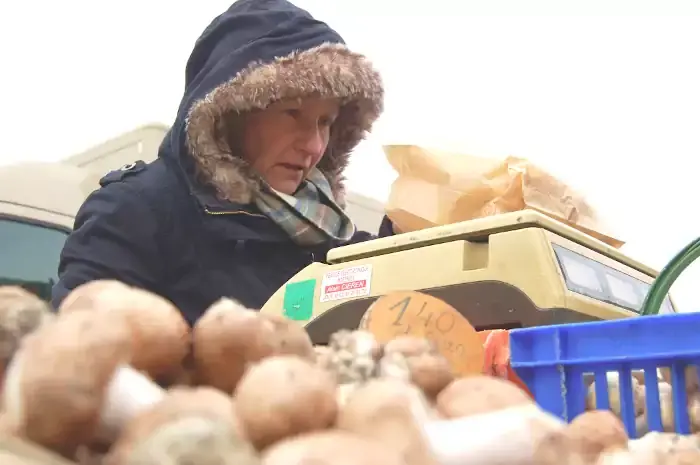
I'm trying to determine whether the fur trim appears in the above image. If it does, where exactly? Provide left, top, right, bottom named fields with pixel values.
left=185, top=42, right=384, bottom=204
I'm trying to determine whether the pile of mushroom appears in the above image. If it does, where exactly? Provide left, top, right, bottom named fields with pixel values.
left=586, top=367, right=700, bottom=436
left=0, top=282, right=698, bottom=465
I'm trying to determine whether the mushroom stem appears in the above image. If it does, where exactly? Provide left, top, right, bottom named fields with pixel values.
left=423, top=404, right=564, bottom=465
left=96, top=365, right=166, bottom=443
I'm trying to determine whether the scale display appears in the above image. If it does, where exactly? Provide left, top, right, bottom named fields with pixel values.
left=552, top=244, right=675, bottom=314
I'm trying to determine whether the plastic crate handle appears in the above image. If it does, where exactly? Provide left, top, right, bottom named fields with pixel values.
left=641, top=237, right=700, bottom=315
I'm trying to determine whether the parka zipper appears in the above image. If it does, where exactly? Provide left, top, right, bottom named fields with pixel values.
left=204, top=207, right=318, bottom=263
left=203, top=207, right=266, bottom=219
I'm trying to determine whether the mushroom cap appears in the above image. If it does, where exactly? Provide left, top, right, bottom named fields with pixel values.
left=436, top=375, right=533, bottom=418
left=0, top=286, right=52, bottom=368
left=688, top=392, right=700, bottom=432
left=405, top=353, right=454, bottom=398
left=57, top=280, right=130, bottom=313
left=58, top=280, right=190, bottom=380
left=586, top=372, right=645, bottom=416
left=2, top=310, right=132, bottom=457
left=567, top=410, right=628, bottom=462
left=261, top=430, right=408, bottom=465
left=323, top=330, right=383, bottom=384
left=337, top=378, right=437, bottom=465
left=124, top=416, right=259, bottom=465
left=532, top=429, right=588, bottom=465
left=383, top=336, right=435, bottom=357
left=107, top=387, right=254, bottom=465
left=658, top=381, right=677, bottom=431
left=659, top=365, right=700, bottom=394
left=339, top=378, right=433, bottom=427
left=193, top=298, right=314, bottom=392
left=382, top=337, right=453, bottom=398
left=234, top=355, right=338, bottom=450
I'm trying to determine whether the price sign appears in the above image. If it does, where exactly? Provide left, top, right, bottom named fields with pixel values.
left=360, top=291, right=484, bottom=377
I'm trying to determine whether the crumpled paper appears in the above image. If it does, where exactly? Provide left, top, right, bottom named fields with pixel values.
left=384, top=145, right=624, bottom=248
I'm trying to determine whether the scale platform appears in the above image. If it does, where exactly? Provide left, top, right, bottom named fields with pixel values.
left=260, top=210, right=676, bottom=344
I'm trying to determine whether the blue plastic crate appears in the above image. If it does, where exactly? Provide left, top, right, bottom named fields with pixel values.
left=510, top=313, right=700, bottom=438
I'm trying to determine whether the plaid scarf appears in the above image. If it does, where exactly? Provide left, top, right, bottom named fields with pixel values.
left=254, top=168, right=356, bottom=246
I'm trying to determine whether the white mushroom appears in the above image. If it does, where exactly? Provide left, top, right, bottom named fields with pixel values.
left=261, top=430, right=408, bottom=465
left=318, top=330, right=384, bottom=405
left=321, top=329, right=383, bottom=384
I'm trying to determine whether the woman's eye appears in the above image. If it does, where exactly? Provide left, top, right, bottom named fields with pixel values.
left=284, top=108, right=301, bottom=118
left=319, top=115, right=336, bottom=127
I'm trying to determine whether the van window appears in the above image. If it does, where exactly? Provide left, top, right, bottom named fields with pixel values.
left=0, top=218, right=69, bottom=302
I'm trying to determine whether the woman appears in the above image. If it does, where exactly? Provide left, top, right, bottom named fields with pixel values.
left=51, top=0, right=391, bottom=325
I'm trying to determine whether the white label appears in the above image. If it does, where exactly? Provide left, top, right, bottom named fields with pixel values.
left=320, top=264, right=373, bottom=303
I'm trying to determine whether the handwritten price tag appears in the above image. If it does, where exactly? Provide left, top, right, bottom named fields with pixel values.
left=360, top=291, right=484, bottom=377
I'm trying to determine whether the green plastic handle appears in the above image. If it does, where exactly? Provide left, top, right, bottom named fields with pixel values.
left=640, top=238, right=700, bottom=315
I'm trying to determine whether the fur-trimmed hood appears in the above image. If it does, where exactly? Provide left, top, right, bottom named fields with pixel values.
left=163, top=0, right=384, bottom=208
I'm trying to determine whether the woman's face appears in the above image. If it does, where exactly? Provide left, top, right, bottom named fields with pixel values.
left=241, top=96, right=340, bottom=195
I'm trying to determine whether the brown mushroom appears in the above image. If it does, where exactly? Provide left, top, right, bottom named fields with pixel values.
left=688, top=392, right=700, bottom=433
left=57, top=279, right=130, bottom=311
left=0, top=310, right=165, bottom=457
left=658, top=381, right=677, bottom=432
left=234, top=355, right=338, bottom=450
left=659, top=365, right=700, bottom=395
left=106, top=386, right=257, bottom=465
left=58, top=279, right=190, bottom=383
left=261, top=430, right=408, bottom=465
left=192, top=298, right=315, bottom=393
left=568, top=410, right=629, bottom=462
left=538, top=411, right=631, bottom=465
left=436, top=375, right=533, bottom=418
left=379, top=336, right=454, bottom=398
left=0, top=286, right=53, bottom=377
left=533, top=429, right=589, bottom=465
left=336, top=378, right=437, bottom=465
left=75, top=444, right=110, bottom=465
left=586, top=372, right=645, bottom=418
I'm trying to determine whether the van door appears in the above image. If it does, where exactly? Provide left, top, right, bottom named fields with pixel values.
left=0, top=217, right=69, bottom=302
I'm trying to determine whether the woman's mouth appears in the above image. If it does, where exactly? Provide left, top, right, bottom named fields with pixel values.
left=278, top=163, right=305, bottom=173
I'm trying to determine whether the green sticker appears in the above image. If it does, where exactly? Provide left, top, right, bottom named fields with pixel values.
left=283, top=279, right=316, bottom=321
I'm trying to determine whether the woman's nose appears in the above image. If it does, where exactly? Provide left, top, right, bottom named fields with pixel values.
left=298, top=125, right=327, bottom=157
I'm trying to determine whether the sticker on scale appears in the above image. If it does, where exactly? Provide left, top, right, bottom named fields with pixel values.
left=319, top=264, right=373, bottom=303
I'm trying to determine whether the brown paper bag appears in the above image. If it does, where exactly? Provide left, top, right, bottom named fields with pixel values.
left=384, top=145, right=624, bottom=248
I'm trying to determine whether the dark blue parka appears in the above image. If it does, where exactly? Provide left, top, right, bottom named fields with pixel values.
left=51, top=0, right=389, bottom=325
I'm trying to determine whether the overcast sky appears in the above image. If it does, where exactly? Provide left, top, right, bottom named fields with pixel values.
left=2, top=1, right=700, bottom=311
